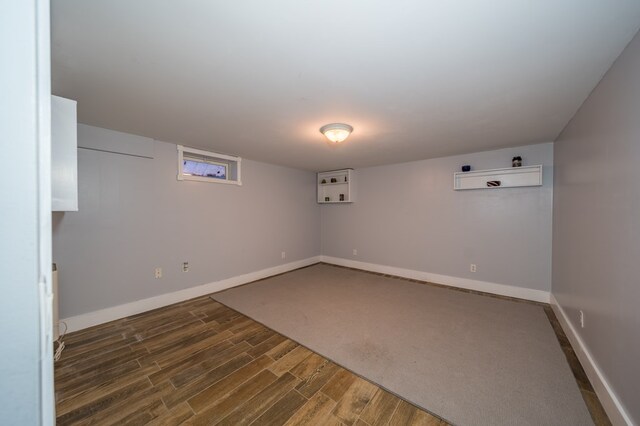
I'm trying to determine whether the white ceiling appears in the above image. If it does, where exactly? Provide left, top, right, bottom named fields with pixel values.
left=52, top=1, right=640, bottom=171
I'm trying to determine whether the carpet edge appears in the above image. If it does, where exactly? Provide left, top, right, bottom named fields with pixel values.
left=320, top=255, right=550, bottom=303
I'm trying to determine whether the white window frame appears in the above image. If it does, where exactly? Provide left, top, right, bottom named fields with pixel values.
left=177, top=145, right=242, bottom=185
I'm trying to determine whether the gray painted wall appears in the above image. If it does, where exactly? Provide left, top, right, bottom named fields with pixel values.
left=321, top=143, right=554, bottom=292
left=553, top=32, right=640, bottom=423
left=53, top=125, right=320, bottom=318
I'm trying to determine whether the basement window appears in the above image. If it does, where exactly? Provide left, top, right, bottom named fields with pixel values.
left=177, top=145, right=242, bottom=185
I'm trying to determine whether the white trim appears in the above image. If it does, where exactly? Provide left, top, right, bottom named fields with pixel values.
left=320, top=256, right=550, bottom=303
left=61, top=256, right=321, bottom=333
left=179, top=175, right=241, bottom=185
left=177, top=145, right=242, bottom=185
left=550, top=294, right=632, bottom=426
left=36, top=0, right=55, bottom=422
left=177, top=145, right=239, bottom=162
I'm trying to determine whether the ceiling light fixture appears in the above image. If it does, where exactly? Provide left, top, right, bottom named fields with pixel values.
left=319, top=123, right=353, bottom=144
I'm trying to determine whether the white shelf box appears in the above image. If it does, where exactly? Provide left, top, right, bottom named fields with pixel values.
left=454, top=165, right=542, bottom=190
left=318, top=169, right=354, bottom=203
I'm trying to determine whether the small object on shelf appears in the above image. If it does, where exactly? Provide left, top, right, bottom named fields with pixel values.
left=339, top=194, right=345, bottom=201
left=512, top=156, right=522, bottom=167
left=345, top=176, right=348, bottom=182
left=331, top=177, right=337, bottom=183
left=325, top=196, right=330, bottom=202
left=321, top=179, right=327, bottom=184
left=487, top=180, right=501, bottom=187
left=461, top=165, right=471, bottom=172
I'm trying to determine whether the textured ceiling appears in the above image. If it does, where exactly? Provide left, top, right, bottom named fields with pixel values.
left=52, top=0, right=640, bottom=171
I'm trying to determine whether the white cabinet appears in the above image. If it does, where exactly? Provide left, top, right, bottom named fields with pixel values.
left=318, top=169, right=355, bottom=203
left=52, top=95, right=78, bottom=211
left=453, top=165, right=542, bottom=190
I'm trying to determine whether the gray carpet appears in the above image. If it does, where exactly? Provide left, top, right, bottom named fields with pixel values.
left=212, top=264, right=592, bottom=426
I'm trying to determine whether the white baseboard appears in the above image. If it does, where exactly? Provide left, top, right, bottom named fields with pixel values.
left=61, top=256, right=321, bottom=333
left=320, top=256, right=550, bottom=303
left=550, top=294, right=632, bottom=426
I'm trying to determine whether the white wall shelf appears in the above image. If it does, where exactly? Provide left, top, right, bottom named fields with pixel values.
left=319, top=182, right=348, bottom=186
left=318, top=169, right=355, bottom=203
left=454, top=165, right=542, bottom=190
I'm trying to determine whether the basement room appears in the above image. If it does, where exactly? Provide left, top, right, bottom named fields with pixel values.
left=2, top=1, right=640, bottom=425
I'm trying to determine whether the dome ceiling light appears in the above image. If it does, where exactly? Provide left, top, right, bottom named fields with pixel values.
left=319, top=123, right=353, bottom=144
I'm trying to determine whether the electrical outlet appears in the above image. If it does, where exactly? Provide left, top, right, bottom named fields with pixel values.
left=182, top=262, right=189, bottom=272
left=579, top=310, right=585, bottom=328
left=470, top=264, right=477, bottom=273
left=281, top=251, right=286, bottom=259
left=155, top=267, right=162, bottom=279
left=353, top=249, right=358, bottom=256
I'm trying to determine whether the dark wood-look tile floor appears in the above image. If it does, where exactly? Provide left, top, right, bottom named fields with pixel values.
left=55, top=264, right=610, bottom=426
left=55, top=296, right=446, bottom=425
